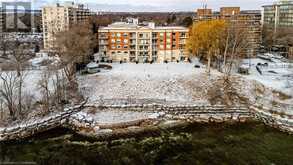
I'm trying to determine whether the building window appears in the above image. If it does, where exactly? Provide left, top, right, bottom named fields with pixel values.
left=124, top=39, right=128, bottom=44
left=117, top=33, right=121, bottom=37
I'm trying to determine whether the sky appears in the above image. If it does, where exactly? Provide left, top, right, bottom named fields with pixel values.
left=0, top=0, right=277, bottom=11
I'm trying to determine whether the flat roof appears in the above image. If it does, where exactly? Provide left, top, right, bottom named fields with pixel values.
left=99, top=22, right=188, bottom=31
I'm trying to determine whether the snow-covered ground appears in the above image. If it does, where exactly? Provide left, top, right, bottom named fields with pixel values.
left=78, top=62, right=222, bottom=104
left=75, top=110, right=161, bottom=125
left=240, top=58, right=293, bottom=97
left=0, top=55, right=62, bottom=105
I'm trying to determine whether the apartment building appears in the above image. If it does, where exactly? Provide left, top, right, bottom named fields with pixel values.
left=220, top=7, right=240, bottom=17
left=263, top=0, right=293, bottom=29
left=194, top=7, right=262, bottom=57
left=195, top=8, right=213, bottom=21
left=98, top=19, right=189, bottom=63
left=0, top=7, right=3, bottom=33
left=42, top=2, right=92, bottom=49
left=289, top=47, right=293, bottom=59
left=220, top=9, right=262, bottom=57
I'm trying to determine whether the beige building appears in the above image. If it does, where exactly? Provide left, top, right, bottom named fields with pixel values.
left=195, top=7, right=262, bottom=57
left=0, top=7, right=3, bottom=33
left=42, top=2, right=92, bottom=49
left=289, top=47, right=293, bottom=59
left=98, top=19, right=189, bottom=63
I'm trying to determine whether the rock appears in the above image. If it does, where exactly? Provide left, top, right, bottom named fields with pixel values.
left=94, top=126, right=100, bottom=132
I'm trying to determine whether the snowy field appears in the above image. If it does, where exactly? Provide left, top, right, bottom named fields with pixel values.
left=78, top=62, right=222, bottom=104
left=241, top=58, right=293, bottom=97
left=76, top=110, right=161, bottom=125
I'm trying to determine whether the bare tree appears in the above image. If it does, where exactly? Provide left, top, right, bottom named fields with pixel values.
left=38, top=69, right=52, bottom=113
left=54, top=22, right=96, bottom=91
left=0, top=35, right=10, bottom=58
left=0, top=72, right=19, bottom=119
left=221, top=20, right=249, bottom=76
left=9, top=40, right=31, bottom=115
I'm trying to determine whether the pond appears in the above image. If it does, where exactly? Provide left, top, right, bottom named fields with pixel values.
left=1, top=121, right=293, bottom=165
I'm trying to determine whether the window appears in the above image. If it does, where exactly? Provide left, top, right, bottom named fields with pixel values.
left=123, top=45, right=128, bottom=49
left=111, top=33, right=115, bottom=37
left=117, top=33, right=121, bottom=37
left=116, top=39, right=121, bottom=44
left=111, top=39, right=115, bottom=43
left=124, top=39, right=128, bottom=44
left=123, top=33, right=128, bottom=37
left=117, top=45, right=121, bottom=49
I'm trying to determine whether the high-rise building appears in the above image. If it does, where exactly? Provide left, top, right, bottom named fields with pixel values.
left=195, top=8, right=213, bottom=21
left=42, top=2, right=92, bottom=49
left=220, top=7, right=240, bottom=17
left=220, top=10, right=262, bottom=57
left=0, top=7, right=3, bottom=33
left=263, top=0, right=293, bottom=29
left=289, top=47, right=293, bottom=59
left=194, top=7, right=262, bottom=57
left=98, top=19, right=189, bottom=63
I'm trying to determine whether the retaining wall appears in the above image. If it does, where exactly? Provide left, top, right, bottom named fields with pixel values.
left=0, top=101, right=87, bottom=141
left=1, top=102, right=292, bottom=142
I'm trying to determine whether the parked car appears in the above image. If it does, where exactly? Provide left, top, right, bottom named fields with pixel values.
left=86, top=62, right=100, bottom=74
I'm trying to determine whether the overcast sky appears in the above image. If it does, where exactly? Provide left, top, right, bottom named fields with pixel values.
left=0, top=0, right=276, bottom=11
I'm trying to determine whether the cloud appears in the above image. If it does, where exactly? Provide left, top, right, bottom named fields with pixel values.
left=0, top=0, right=275, bottom=11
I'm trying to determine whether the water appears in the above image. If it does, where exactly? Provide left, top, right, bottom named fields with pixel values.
left=1, top=122, right=293, bottom=165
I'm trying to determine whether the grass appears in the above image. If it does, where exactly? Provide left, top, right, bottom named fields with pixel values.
left=1, top=122, right=293, bottom=165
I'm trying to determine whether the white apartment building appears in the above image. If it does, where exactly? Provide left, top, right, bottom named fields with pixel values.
left=42, top=2, right=92, bottom=49
left=98, top=19, right=189, bottom=63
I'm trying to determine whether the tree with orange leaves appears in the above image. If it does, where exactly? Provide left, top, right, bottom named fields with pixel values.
left=187, top=20, right=227, bottom=73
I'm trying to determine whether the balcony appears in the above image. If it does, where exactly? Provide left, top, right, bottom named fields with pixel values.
left=180, top=35, right=187, bottom=39
left=99, top=41, right=108, bottom=45
left=99, top=35, right=108, bottom=39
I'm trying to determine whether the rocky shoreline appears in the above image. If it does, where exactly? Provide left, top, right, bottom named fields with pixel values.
left=1, top=101, right=293, bottom=142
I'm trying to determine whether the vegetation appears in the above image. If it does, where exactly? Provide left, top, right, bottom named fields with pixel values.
left=263, top=25, right=293, bottom=50
left=187, top=19, right=249, bottom=74
left=187, top=20, right=227, bottom=73
left=1, top=122, right=293, bottom=165
left=54, top=23, right=96, bottom=87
